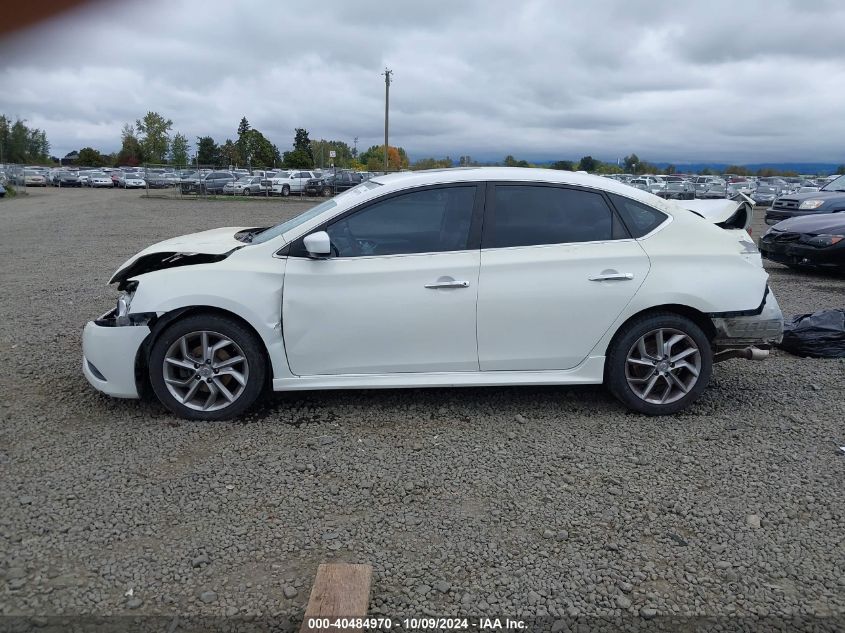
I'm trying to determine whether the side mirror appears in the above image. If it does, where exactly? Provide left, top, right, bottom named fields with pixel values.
left=303, top=231, right=332, bottom=258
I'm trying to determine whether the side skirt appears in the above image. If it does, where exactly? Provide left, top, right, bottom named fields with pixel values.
left=272, top=356, right=606, bottom=391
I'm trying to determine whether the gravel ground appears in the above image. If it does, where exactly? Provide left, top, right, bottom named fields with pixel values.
left=1, top=187, right=843, bottom=631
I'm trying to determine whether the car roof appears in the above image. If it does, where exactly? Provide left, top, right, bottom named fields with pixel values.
left=370, top=167, right=676, bottom=212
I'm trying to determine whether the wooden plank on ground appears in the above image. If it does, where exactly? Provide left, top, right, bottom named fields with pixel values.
left=300, top=563, right=373, bottom=633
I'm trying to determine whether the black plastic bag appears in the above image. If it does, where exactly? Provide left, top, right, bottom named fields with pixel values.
left=778, top=309, right=845, bottom=358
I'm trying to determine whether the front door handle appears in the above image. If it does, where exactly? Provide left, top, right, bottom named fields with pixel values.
left=589, top=272, right=634, bottom=281
left=425, top=276, right=470, bottom=289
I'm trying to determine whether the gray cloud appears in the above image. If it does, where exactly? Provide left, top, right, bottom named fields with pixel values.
left=1, top=0, right=843, bottom=164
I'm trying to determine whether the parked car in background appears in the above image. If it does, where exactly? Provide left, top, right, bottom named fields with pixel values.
left=82, top=167, right=783, bottom=421
left=693, top=176, right=722, bottom=195
left=765, top=174, right=845, bottom=225
left=144, top=173, right=172, bottom=189
left=697, top=183, right=742, bottom=199
left=54, top=171, right=81, bottom=187
left=87, top=171, right=114, bottom=188
left=656, top=180, right=695, bottom=200
left=752, top=185, right=781, bottom=207
left=200, top=171, right=236, bottom=194
left=0, top=183, right=6, bottom=198
left=305, top=170, right=364, bottom=196
left=270, top=170, right=321, bottom=196
left=759, top=213, right=845, bottom=271
left=117, top=172, right=146, bottom=189
left=629, top=177, right=664, bottom=194
left=24, top=170, right=48, bottom=186
left=222, top=176, right=267, bottom=195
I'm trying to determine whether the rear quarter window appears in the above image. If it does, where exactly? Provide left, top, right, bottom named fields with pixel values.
left=609, top=194, right=668, bottom=238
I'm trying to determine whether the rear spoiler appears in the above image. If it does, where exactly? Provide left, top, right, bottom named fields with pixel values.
left=672, top=193, right=754, bottom=231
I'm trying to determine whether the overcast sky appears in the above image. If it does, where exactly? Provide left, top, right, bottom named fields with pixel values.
left=1, top=0, right=844, bottom=164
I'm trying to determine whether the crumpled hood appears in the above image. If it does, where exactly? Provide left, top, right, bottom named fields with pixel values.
left=109, top=226, right=248, bottom=286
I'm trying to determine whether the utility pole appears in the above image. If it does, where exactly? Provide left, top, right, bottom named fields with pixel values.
left=382, top=68, right=392, bottom=171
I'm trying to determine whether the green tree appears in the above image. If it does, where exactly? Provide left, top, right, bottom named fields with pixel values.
left=358, top=145, right=409, bottom=171
left=239, top=129, right=280, bottom=168
left=237, top=117, right=251, bottom=136
left=623, top=154, right=640, bottom=172
left=503, top=155, right=529, bottom=167
left=724, top=165, right=750, bottom=176
left=836, top=165, right=845, bottom=175
left=310, top=139, right=353, bottom=168
left=578, top=156, right=599, bottom=172
left=283, top=128, right=315, bottom=168
left=596, top=163, right=623, bottom=174
left=196, top=136, right=220, bottom=166
left=665, top=164, right=676, bottom=175
left=0, top=115, right=50, bottom=163
left=412, top=157, right=453, bottom=170
left=550, top=160, right=574, bottom=171
left=135, top=111, right=172, bottom=163
left=116, top=123, right=143, bottom=166
left=77, top=147, right=106, bottom=167
left=219, top=139, right=242, bottom=167
left=169, top=133, right=190, bottom=166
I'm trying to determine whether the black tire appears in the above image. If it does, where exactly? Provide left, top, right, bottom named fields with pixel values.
left=322, top=186, right=333, bottom=197
left=606, top=312, right=712, bottom=415
left=281, top=185, right=290, bottom=197
left=148, top=313, right=267, bottom=421
left=243, top=188, right=251, bottom=196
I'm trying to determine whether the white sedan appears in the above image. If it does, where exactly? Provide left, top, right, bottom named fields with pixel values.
left=87, top=171, right=114, bottom=188
left=82, top=168, right=783, bottom=420
left=117, top=172, right=146, bottom=188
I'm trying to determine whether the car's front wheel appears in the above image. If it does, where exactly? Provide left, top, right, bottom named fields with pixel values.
left=149, top=314, right=266, bottom=420
left=281, top=185, right=290, bottom=197
left=606, top=312, right=712, bottom=415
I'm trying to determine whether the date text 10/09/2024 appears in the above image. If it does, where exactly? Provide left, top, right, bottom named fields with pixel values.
left=306, top=617, right=527, bottom=630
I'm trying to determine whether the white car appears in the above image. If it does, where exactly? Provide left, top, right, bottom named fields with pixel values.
left=87, top=171, right=114, bottom=188
left=270, top=170, right=321, bottom=196
left=117, top=172, right=146, bottom=189
left=222, top=175, right=267, bottom=195
left=82, top=168, right=783, bottom=420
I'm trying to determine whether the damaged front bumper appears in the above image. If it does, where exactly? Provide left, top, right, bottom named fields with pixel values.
left=82, top=309, right=151, bottom=399
left=710, top=287, right=784, bottom=351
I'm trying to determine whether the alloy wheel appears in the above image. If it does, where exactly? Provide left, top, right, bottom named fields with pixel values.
left=625, top=328, right=701, bottom=405
left=162, top=330, right=249, bottom=412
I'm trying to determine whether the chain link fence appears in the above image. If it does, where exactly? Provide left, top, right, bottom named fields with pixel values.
left=1, top=163, right=31, bottom=196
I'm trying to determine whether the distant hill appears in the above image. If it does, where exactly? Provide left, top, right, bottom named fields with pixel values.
left=522, top=160, right=841, bottom=174
left=653, top=162, right=842, bottom=175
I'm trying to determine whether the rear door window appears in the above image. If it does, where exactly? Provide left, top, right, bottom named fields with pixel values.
left=484, top=185, right=616, bottom=248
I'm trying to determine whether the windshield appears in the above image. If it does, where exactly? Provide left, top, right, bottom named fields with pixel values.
left=251, top=180, right=382, bottom=244
left=821, top=174, right=845, bottom=191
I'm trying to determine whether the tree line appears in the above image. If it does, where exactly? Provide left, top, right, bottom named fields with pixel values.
left=0, top=115, right=50, bottom=164
left=6, top=109, right=844, bottom=176
left=66, top=111, right=418, bottom=172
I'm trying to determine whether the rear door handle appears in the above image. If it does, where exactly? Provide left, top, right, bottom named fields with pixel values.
left=589, top=272, right=634, bottom=281
left=425, top=277, right=470, bottom=289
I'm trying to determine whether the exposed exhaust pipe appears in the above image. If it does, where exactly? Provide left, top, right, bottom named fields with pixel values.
left=714, top=347, right=770, bottom=363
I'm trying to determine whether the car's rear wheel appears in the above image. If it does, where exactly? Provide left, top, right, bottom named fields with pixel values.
left=322, top=186, right=333, bottom=197
left=243, top=188, right=251, bottom=195
left=149, top=314, right=266, bottom=420
left=606, top=312, right=712, bottom=415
